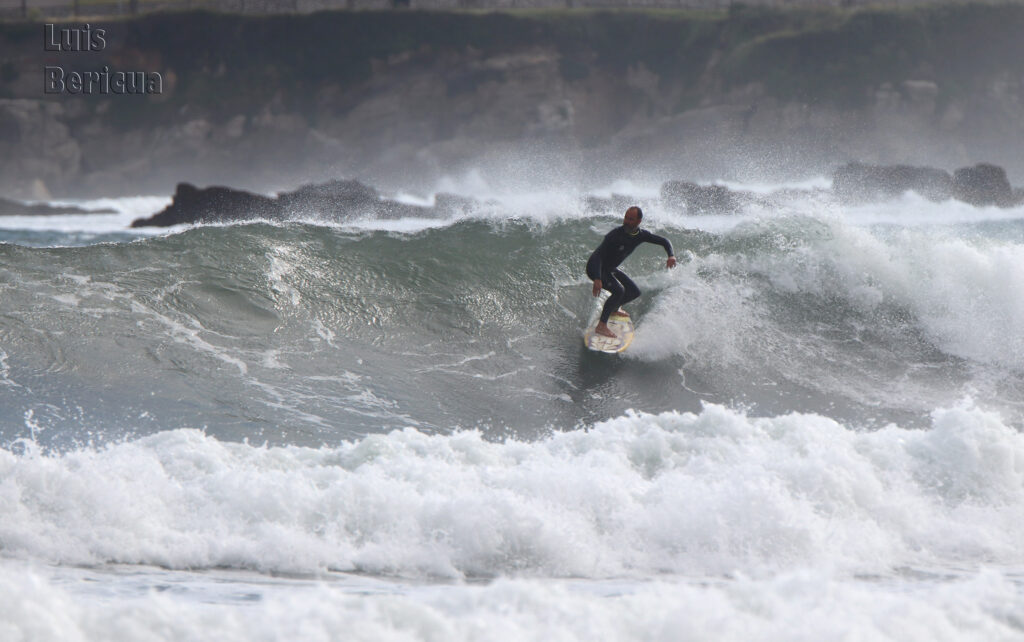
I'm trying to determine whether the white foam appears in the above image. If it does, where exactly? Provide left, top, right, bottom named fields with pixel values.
left=718, top=174, right=833, bottom=194
left=266, top=245, right=303, bottom=308
left=842, top=192, right=1024, bottom=227
left=0, top=561, right=1021, bottom=642
left=1, top=402, right=1022, bottom=580
left=0, top=196, right=172, bottom=235
left=636, top=212, right=1024, bottom=373
left=585, top=178, right=664, bottom=200
left=0, top=350, right=18, bottom=388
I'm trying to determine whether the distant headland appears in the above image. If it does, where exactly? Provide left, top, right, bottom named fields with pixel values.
left=1, top=3, right=1022, bottom=199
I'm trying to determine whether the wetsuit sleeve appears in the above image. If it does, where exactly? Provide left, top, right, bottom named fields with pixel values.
left=642, top=230, right=674, bottom=257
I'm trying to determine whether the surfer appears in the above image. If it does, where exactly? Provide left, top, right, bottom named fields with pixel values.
left=586, top=206, right=676, bottom=338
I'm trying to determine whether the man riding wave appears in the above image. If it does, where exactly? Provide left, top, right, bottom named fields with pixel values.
left=586, top=206, right=676, bottom=338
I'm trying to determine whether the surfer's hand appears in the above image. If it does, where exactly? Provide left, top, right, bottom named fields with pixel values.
left=592, top=279, right=602, bottom=296
left=666, top=256, right=677, bottom=269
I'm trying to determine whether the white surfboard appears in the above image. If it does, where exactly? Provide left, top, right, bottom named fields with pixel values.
left=584, top=312, right=634, bottom=353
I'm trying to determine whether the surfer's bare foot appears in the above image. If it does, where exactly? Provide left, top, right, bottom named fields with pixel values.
left=613, top=308, right=630, bottom=318
left=595, top=322, right=617, bottom=338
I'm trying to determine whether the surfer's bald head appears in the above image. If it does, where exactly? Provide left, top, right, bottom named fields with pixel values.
left=623, top=206, right=642, bottom=233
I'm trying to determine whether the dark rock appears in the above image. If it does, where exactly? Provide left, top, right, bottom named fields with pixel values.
left=0, top=197, right=116, bottom=216
left=130, top=179, right=450, bottom=227
left=276, top=179, right=384, bottom=218
left=952, top=163, right=1016, bottom=207
left=130, top=183, right=282, bottom=227
left=832, top=162, right=953, bottom=203
left=277, top=179, right=438, bottom=219
left=660, top=181, right=745, bottom=215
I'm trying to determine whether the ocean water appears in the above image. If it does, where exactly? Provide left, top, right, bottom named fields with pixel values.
left=1, top=180, right=1024, bottom=640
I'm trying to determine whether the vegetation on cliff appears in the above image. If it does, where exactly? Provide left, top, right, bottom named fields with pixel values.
left=3, top=2, right=1023, bottom=125
left=2, top=3, right=1023, bottom=197
left=723, top=2, right=1024, bottom=105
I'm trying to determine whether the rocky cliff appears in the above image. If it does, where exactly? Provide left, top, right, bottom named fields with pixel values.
left=1, top=4, right=1023, bottom=199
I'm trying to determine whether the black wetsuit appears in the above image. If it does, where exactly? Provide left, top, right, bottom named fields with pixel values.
left=586, top=226, right=674, bottom=323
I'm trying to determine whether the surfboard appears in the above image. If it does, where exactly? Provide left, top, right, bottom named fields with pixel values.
left=584, top=312, right=634, bottom=353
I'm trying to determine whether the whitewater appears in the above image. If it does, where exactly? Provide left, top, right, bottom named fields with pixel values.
left=2, top=178, right=1024, bottom=640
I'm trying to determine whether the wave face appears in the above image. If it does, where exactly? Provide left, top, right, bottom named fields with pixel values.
left=2, top=197, right=1024, bottom=448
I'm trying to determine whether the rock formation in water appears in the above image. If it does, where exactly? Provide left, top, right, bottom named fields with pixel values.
left=832, top=162, right=1022, bottom=208
left=952, top=163, right=1017, bottom=207
left=832, top=163, right=953, bottom=203
left=130, top=179, right=465, bottom=227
